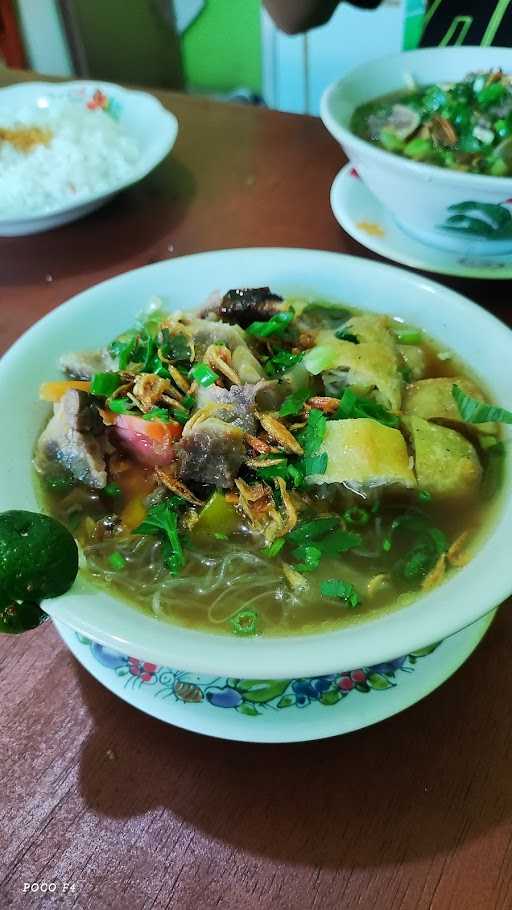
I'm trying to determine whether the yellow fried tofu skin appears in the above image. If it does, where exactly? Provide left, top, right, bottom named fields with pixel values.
left=405, top=416, right=482, bottom=500
left=307, top=418, right=416, bottom=491
left=403, top=376, right=495, bottom=435
left=344, top=314, right=396, bottom=351
left=398, top=344, right=427, bottom=381
left=304, top=335, right=402, bottom=412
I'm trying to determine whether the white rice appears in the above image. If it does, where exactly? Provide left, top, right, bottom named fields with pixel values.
left=0, top=98, right=141, bottom=216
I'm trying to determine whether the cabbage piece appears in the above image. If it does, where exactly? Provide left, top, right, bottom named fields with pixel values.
left=231, top=344, right=265, bottom=383
left=306, top=418, right=416, bottom=491
left=404, top=377, right=496, bottom=435
left=404, top=416, right=482, bottom=500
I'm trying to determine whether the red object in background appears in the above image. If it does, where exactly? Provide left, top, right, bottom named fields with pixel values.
left=0, top=0, right=26, bottom=68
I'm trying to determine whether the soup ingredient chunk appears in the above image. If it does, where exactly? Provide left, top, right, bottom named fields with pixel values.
left=404, top=377, right=495, bottom=434
left=405, top=416, right=482, bottom=500
left=35, top=389, right=108, bottom=489
left=307, top=418, right=416, bottom=491
left=176, top=417, right=245, bottom=487
left=304, top=337, right=401, bottom=411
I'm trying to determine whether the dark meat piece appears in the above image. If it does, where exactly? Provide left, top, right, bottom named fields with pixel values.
left=196, top=380, right=272, bottom=433
left=175, top=417, right=245, bottom=488
left=34, top=390, right=108, bottom=489
left=212, top=287, right=283, bottom=328
left=59, top=347, right=118, bottom=380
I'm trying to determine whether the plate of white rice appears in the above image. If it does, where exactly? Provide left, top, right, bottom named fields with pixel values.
left=0, top=80, right=178, bottom=236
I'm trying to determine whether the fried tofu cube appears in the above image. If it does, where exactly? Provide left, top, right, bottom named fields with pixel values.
left=405, top=416, right=482, bottom=500
left=403, top=377, right=495, bottom=435
left=307, top=418, right=416, bottom=491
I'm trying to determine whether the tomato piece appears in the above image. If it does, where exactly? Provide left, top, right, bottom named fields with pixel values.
left=114, top=414, right=181, bottom=466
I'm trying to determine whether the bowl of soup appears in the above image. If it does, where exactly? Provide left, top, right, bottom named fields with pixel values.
left=1, top=248, right=512, bottom=680
left=321, top=46, right=512, bottom=256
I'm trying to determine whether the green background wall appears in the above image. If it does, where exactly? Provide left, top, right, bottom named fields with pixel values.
left=181, top=0, right=263, bottom=94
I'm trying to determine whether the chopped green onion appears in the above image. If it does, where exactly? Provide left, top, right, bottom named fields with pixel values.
left=143, top=407, right=170, bottom=422
left=182, top=394, right=196, bottom=409
left=452, top=384, right=512, bottom=425
left=189, top=363, right=219, bottom=387
left=418, top=489, right=432, bottom=503
left=108, top=552, right=126, bottom=571
left=107, top=397, right=136, bottom=414
left=246, top=310, right=294, bottom=338
left=382, top=538, right=392, bottom=552
left=395, top=329, right=422, bottom=345
left=91, top=372, right=123, bottom=397
left=230, top=608, right=259, bottom=636
left=343, top=506, right=369, bottom=527
left=320, top=579, right=361, bottom=608
left=262, top=538, right=286, bottom=558
left=279, top=388, right=310, bottom=418
left=104, top=482, right=122, bottom=497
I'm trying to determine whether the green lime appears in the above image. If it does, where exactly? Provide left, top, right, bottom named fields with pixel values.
left=0, top=599, right=48, bottom=634
left=0, top=510, right=79, bottom=603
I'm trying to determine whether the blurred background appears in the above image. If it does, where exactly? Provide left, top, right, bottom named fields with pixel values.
left=1, top=0, right=406, bottom=114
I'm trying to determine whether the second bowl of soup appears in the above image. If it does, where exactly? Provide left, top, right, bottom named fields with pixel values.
left=321, top=46, right=512, bottom=256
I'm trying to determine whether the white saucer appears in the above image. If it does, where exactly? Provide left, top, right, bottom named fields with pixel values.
left=55, top=611, right=496, bottom=744
left=331, top=164, right=512, bottom=280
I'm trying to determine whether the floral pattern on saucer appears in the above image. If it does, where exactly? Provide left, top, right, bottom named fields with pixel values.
left=77, top=634, right=439, bottom=717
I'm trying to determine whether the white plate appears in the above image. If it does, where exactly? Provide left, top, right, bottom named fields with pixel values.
left=0, top=80, right=178, bottom=236
left=55, top=612, right=495, bottom=743
left=3, top=249, right=512, bottom=679
left=331, top=164, right=512, bottom=280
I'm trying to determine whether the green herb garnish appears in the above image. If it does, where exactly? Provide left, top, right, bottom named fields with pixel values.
left=142, top=407, right=170, bottom=422
left=336, top=388, right=399, bottom=428
left=315, top=530, right=362, bottom=556
left=133, top=501, right=185, bottom=575
left=343, top=506, right=369, bottom=527
left=299, top=408, right=327, bottom=457
left=107, top=397, right=136, bottom=415
left=279, top=388, right=310, bottom=418
left=91, top=372, right=123, bottom=397
left=288, top=516, right=340, bottom=544
left=161, top=329, right=191, bottom=363
left=265, top=350, right=304, bottom=377
left=394, top=329, right=422, bottom=345
left=292, top=544, right=322, bottom=573
left=320, top=578, right=361, bottom=608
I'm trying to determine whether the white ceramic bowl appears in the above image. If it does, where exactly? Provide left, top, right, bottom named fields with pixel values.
left=0, top=80, right=178, bottom=236
left=321, top=47, right=512, bottom=256
left=1, top=249, right=511, bottom=679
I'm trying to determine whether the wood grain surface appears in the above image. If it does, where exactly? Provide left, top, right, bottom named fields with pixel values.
left=1, top=69, right=511, bottom=910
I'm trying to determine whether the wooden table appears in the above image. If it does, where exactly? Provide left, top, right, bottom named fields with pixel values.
left=1, top=71, right=512, bottom=910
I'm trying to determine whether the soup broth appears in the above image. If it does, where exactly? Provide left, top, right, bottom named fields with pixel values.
left=35, top=292, right=504, bottom=638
